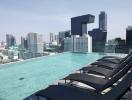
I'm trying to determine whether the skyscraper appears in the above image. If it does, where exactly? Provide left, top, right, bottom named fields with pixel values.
left=54, top=34, right=59, bottom=44
left=21, top=37, right=28, bottom=50
left=64, top=34, right=92, bottom=53
left=71, top=14, right=95, bottom=36
left=58, top=30, right=71, bottom=51
left=50, top=33, right=54, bottom=43
left=126, top=26, right=132, bottom=48
left=27, top=33, right=43, bottom=54
left=6, top=34, right=16, bottom=48
left=59, top=30, right=71, bottom=44
left=88, top=28, right=107, bottom=52
left=99, top=11, right=107, bottom=31
left=37, top=34, right=43, bottom=53
left=49, top=33, right=59, bottom=45
left=87, top=11, right=107, bottom=52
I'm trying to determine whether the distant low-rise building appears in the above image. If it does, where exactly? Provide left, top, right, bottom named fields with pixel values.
left=105, top=38, right=127, bottom=53
left=0, top=41, right=6, bottom=51
left=8, top=46, right=19, bottom=60
left=0, top=46, right=20, bottom=63
left=0, top=41, right=6, bottom=47
left=105, top=39, right=117, bottom=53
left=114, top=38, right=127, bottom=53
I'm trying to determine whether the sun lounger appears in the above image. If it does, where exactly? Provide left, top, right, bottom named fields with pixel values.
left=80, top=53, right=132, bottom=76
left=64, top=60, right=132, bottom=91
left=34, top=71, right=132, bottom=100
left=97, top=52, right=132, bottom=64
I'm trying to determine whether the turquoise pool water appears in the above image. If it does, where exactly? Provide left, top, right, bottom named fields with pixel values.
left=0, top=52, right=114, bottom=100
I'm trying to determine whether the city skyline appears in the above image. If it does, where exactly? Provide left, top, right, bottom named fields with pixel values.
left=0, top=0, right=132, bottom=43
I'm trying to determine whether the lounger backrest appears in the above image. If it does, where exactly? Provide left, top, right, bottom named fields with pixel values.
left=95, top=58, right=132, bottom=91
left=108, top=54, right=132, bottom=77
left=103, top=59, right=132, bottom=90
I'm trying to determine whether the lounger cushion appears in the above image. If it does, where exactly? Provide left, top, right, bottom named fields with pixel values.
left=65, top=60, right=132, bottom=91
left=36, top=85, right=100, bottom=100
left=101, top=56, right=122, bottom=59
left=91, top=61, right=117, bottom=69
left=64, top=73, right=109, bottom=91
left=97, top=59, right=121, bottom=64
left=87, top=66, right=113, bottom=77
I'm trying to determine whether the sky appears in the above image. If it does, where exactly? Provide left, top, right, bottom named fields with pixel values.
left=0, top=0, right=132, bottom=43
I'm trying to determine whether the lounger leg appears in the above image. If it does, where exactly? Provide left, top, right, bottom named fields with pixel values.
left=37, top=96, right=39, bottom=100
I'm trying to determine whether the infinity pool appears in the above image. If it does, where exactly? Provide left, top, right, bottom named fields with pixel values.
left=0, top=52, right=122, bottom=100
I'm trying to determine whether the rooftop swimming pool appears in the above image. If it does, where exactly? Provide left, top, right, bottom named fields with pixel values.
left=0, top=52, right=125, bottom=100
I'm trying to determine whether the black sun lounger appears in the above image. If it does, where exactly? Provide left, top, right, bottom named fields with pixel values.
left=82, top=66, right=113, bottom=77
left=35, top=72, right=132, bottom=100
left=97, top=52, right=132, bottom=64
left=64, top=60, right=132, bottom=91
left=82, top=57, right=132, bottom=77
left=36, top=84, right=98, bottom=100
left=91, top=52, right=132, bottom=69
left=98, top=59, right=121, bottom=64
left=91, top=61, right=117, bottom=70
left=101, top=56, right=122, bottom=59
left=80, top=53, right=132, bottom=77
left=64, top=73, right=109, bottom=91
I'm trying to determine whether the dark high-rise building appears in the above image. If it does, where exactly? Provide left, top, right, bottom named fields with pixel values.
left=59, top=30, right=71, bottom=44
left=71, top=14, right=95, bottom=36
left=126, top=26, right=132, bottom=48
left=6, top=34, right=16, bottom=48
left=21, top=37, right=28, bottom=49
left=50, top=33, right=54, bottom=43
left=58, top=30, right=71, bottom=51
left=88, top=28, right=107, bottom=52
left=99, top=11, right=107, bottom=31
left=88, top=11, right=107, bottom=52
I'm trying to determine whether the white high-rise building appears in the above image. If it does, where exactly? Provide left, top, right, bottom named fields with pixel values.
left=64, top=36, right=73, bottom=51
left=49, top=33, right=59, bottom=45
left=64, top=34, right=92, bottom=53
left=27, top=33, right=43, bottom=53
left=37, top=34, right=43, bottom=53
